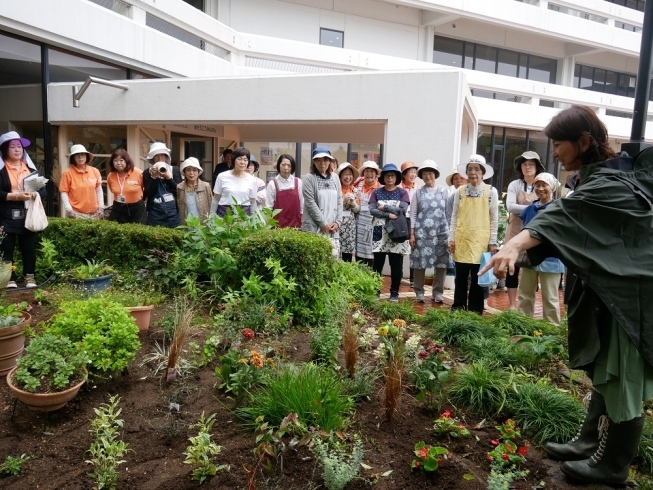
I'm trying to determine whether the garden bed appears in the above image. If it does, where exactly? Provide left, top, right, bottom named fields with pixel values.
left=0, top=292, right=614, bottom=490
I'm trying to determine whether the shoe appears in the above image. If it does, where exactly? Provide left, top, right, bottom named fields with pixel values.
left=562, top=414, right=644, bottom=485
left=389, top=293, right=399, bottom=303
left=410, top=281, right=414, bottom=288
left=416, top=294, right=425, bottom=303
left=433, top=295, right=444, bottom=303
left=545, top=390, right=606, bottom=461
left=6, top=281, right=17, bottom=289
left=25, top=274, right=37, bottom=288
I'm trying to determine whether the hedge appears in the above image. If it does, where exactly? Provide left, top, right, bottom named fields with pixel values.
left=42, top=218, right=184, bottom=275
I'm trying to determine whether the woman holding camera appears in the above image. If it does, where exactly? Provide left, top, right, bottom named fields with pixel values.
left=60, top=144, right=104, bottom=219
left=107, top=148, right=146, bottom=224
left=143, top=142, right=182, bottom=228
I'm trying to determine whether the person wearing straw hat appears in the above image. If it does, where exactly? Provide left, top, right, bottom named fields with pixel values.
left=445, top=167, right=468, bottom=194
left=60, top=144, right=104, bottom=220
left=266, top=154, right=302, bottom=228
left=504, top=150, right=546, bottom=309
left=143, top=142, right=182, bottom=227
left=370, top=163, right=411, bottom=302
left=516, top=172, right=564, bottom=325
left=0, top=131, right=46, bottom=289
left=409, top=160, right=450, bottom=304
left=177, top=157, right=212, bottom=225
left=336, top=162, right=360, bottom=262
left=448, top=154, right=498, bottom=314
left=301, top=147, right=343, bottom=258
left=107, top=148, right=146, bottom=224
left=355, top=160, right=380, bottom=267
left=400, top=161, right=420, bottom=286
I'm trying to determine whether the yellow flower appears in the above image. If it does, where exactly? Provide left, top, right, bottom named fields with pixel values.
left=237, top=358, right=249, bottom=364
left=267, top=358, right=275, bottom=367
left=533, top=330, right=542, bottom=337
left=393, top=319, right=406, bottom=328
left=10, top=265, right=16, bottom=272
left=377, top=326, right=389, bottom=337
left=268, top=307, right=275, bottom=313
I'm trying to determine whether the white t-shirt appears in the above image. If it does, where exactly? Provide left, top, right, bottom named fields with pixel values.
left=213, top=171, right=257, bottom=206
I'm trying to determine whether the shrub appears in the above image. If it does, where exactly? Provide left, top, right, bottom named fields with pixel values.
left=42, top=218, right=183, bottom=279
left=506, top=382, right=585, bottom=444
left=331, top=261, right=382, bottom=304
left=427, top=318, right=497, bottom=348
left=447, top=362, right=513, bottom=417
left=236, top=363, right=353, bottom=432
left=45, top=298, right=140, bottom=373
left=370, top=300, right=418, bottom=323
left=235, top=228, right=334, bottom=324
left=183, top=412, right=228, bottom=484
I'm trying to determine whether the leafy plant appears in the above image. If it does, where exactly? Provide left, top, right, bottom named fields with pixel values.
left=312, top=435, right=363, bottom=490
left=86, top=395, right=130, bottom=490
left=215, top=348, right=273, bottom=398
left=310, top=324, right=341, bottom=366
left=13, top=333, right=89, bottom=393
left=183, top=412, right=229, bottom=484
left=433, top=410, right=471, bottom=439
left=370, top=300, right=417, bottom=323
left=487, top=465, right=529, bottom=490
left=448, top=362, right=514, bottom=417
left=426, top=317, right=496, bottom=348
left=140, top=340, right=195, bottom=379
left=0, top=454, right=30, bottom=476
left=410, top=339, right=449, bottom=410
left=511, top=333, right=565, bottom=369
left=45, top=298, right=140, bottom=373
left=506, top=382, right=584, bottom=444
left=487, top=309, right=559, bottom=337
left=0, top=301, right=28, bottom=329
left=96, top=288, right=165, bottom=307
left=330, top=260, right=382, bottom=304
left=340, top=363, right=380, bottom=401
left=464, top=336, right=519, bottom=367
left=236, top=363, right=353, bottom=432
left=487, top=419, right=528, bottom=469
left=68, top=259, right=114, bottom=280
left=411, top=441, right=448, bottom=472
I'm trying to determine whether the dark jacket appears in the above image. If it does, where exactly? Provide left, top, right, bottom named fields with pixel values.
left=142, top=165, right=182, bottom=227
left=0, top=166, right=47, bottom=234
left=525, top=149, right=653, bottom=369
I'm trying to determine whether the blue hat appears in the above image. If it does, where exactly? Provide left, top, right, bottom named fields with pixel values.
left=312, top=146, right=335, bottom=160
left=379, top=163, right=402, bottom=184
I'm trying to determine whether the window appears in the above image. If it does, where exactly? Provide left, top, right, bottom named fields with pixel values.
left=497, top=50, right=519, bottom=78
left=182, top=0, right=204, bottom=11
left=433, top=37, right=463, bottom=67
left=320, top=28, right=344, bottom=48
left=473, top=45, right=497, bottom=73
left=575, top=63, right=650, bottom=100
left=605, top=0, right=646, bottom=12
left=528, top=55, right=557, bottom=84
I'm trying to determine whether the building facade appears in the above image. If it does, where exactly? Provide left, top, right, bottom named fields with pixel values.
left=0, top=0, right=649, bottom=212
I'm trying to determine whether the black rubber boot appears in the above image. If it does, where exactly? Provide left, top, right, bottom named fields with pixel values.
left=544, top=390, right=606, bottom=461
left=562, top=414, right=645, bottom=485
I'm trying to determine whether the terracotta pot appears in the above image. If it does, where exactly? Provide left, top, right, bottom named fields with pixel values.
left=424, top=277, right=434, bottom=286
left=127, top=305, right=154, bottom=331
left=6, top=366, right=87, bottom=412
left=0, top=312, right=31, bottom=377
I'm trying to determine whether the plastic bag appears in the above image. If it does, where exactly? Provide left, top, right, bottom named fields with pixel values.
left=478, top=251, right=496, bottom=287
left=25, top=194, right=48, bottom=232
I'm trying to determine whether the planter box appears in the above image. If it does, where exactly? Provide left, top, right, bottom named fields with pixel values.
left=0, top=312, right=31, bottom=377
left=6, top=366, right=87, bottom=412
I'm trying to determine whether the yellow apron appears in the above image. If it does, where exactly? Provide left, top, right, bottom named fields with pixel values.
left=453, top=185, right=490, bottom=264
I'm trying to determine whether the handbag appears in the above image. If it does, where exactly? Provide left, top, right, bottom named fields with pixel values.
left=25, top=194, right=48, bottom=232
left=384, top=213, right=409, bottom=243
left=478, top=251, right=497, bottom=287
left=514, top=250, right=531, bottom=268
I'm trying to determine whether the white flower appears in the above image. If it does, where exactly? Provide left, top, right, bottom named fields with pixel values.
left=359, top=326, right=379, bottom=349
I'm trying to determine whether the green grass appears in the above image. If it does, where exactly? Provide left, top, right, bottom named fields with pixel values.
left=236, top=363, right=354, bottom=432
left=487, top=310, right=562, bottom=338
left=464, top=336, right=519, bottom=367
left=637, top=416, right=653, bottom=476
left=506, top=382, right=584, bottom=444
left=447, top=362, right=514, bottom=417
left=370, top=299, right=417, bottom=322
left=427, top=318, right=501, bottom=349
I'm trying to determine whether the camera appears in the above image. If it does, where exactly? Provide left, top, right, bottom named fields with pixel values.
left=155, top=163, right=168, bottom=174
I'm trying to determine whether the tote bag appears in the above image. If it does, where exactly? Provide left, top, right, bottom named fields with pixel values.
left=477, top=251, right=497, bottom=287
left=25, top=195, right=48, bottom=232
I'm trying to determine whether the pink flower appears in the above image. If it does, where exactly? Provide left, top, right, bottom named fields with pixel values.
left=418, top=351, right=430, bottom=360
left=440, top=410, right=452, bottom=419
left=418, top=447, right=429, bottom=459
left=241, top=328, right=255, bottom=340
left=491, top=439, right=500, bottom=446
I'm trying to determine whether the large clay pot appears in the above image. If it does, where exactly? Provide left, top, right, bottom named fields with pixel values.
left=127, top=305, right=154, bottom=331
left=6, top=366, right=87, bottom=412
left=0, top=312, right=31, bottom=377
left=0, top=261, right=12, bottom=289
left=69, top=274, right=112, bottom=293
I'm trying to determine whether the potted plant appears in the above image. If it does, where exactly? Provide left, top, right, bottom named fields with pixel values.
left=6, top=333, right=89, bottom=411
left=68, top=259, right=114, bottom=292
left=0, top=301, right=31, bottom=377
left=97, top=289, right=164, bottom=331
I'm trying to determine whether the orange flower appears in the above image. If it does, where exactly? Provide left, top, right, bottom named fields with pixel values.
left=392, top=319, right=406, bottom=328
left=249, top=350, right=264, bottom=368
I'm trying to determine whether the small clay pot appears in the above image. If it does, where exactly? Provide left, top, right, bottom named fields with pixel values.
left=6, top=366, right=87, bottom=412
left=126, top=305, right=154, bottom=331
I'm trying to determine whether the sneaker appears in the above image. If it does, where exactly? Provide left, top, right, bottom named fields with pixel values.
left=416, top=294, right=425, bottom=303
left=25, top=274, right=37, bottom=288
left=433, top=295, right=444, bottom=303
left=6, top=280, right=17, bottom=289
left=410, top=281, right=414, bottom=288
left=389, top=293, right=399, bottom=303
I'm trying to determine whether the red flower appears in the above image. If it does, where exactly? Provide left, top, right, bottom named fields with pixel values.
left=491, top=439, right=500, bottom=446
left=486, top=454, right=493, bottom=462
left=418, top=447, right=429, bottom=459
left=414, top=461, right=420, bottom=468
left=459, top=424, right=467, bottom=429
left=418, top=351, right=430, bottom=360
left=241, top=328, right=255, bottom=340
left=502, top=454, right=509, bottom=461
left=517, top=446, right=528, bottom=456
left=440, top=410, right=452, bottom=419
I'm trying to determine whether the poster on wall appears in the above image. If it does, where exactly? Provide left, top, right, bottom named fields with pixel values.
left=261, top=147, right=273, bottom=166
left=350, top=152, right=359, bottom=168
left=266, top=170, right=278, bottom=183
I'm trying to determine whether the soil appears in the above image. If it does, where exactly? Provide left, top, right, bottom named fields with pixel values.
left=0, top=291, right=614, bottom=489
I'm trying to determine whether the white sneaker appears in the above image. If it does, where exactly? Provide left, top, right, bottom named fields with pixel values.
left=6, top=281, right=17, bottom=289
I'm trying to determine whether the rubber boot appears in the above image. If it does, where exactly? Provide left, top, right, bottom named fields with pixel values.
left=544, top=390, right=605, bottom=461
left=562, top=414, right=645, bottom=485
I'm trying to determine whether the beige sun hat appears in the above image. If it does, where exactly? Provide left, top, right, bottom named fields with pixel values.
left=146, top=142, right=171, bottom=163
left=457, top=154, right=494, bottom=181
left=359, top=160, right=380, bottom=175
left=180, top=157, right=203, bottom=175
left=417, top=160, right=440, bottom=180
left=69, top=144, right=94, bottom=163
left=336, top=162, right=359, bottom=180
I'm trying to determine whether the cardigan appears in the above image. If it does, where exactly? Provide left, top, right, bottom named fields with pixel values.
left=177, top=180, right=213, bottom=225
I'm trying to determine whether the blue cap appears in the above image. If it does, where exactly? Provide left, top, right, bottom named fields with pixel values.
left=379, top=163, right=402, bottom=184
left=312, top=146, right=335, bottom=160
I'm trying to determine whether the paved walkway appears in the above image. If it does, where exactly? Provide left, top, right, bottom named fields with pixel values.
left=380, top=276, right=566, bottom=318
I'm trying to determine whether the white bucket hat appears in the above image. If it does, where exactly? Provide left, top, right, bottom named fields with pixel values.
left=180, top=157, right=203, bottom=175
left=69, top=144, right=94, bottom=162
left=457, top=154, right=494, bottom=181
left=359, top=160, right=380, bottom=176
left=336, top=162, right=359, bottom=180
left=417, top=160, right=440, bottom=180
left=0, top=131, right=36, bottom=171
left=146, top=142, right=171, bottom=163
